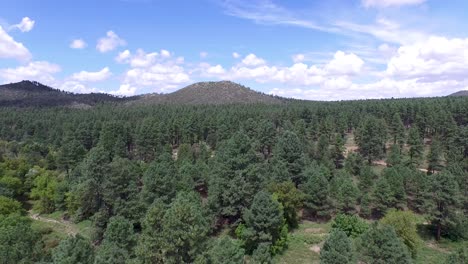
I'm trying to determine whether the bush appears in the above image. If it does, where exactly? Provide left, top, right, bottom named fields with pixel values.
left=331, top=214, right=369, bottom=238
left=380, top=210, right=422, bottom=258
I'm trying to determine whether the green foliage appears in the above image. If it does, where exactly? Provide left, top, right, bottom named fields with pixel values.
left=407, top=127, right=424, bottom=165
left=301, top=165, right=333, bottom=219
left=207, top=236, right=245, bottom=264
left=380, top=210, right=422, bottom=258
left=357, top=224, right=412, bottom=264
left=30, top=169, right=58, bottom=213
left=251, top=242, right=273, bottom=264
left=426, top=171, right=461, bottom=240
left=237, top=191, right=287, bottom=254
left=0, top=195, right=23, bottom=215
left=0, top=214, right=39, bottom=264
left=320, top=229, right=353, bottom=264
left=445, top=247, right=468, bottom=264
left=331, top=214, right=369, bottom=238
left=274, top=131, right=306, bottom=184
left=355, top=116, right=387, bottom=163
left=52, top=235, right=94, bottom=264
left=268, top=181, right=304, bottom=228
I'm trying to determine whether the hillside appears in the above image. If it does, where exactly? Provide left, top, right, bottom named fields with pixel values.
left=0, top=81, right=126, bottom=107
left=449, top=90, right=468, bottom=97
left=132, top=81, right=287, bottom=105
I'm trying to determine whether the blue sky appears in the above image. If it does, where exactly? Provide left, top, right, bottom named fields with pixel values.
left=1, top=0, right=468, bottom=100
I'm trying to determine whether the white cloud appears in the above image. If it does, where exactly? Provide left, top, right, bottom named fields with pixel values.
left=10, top=17, right=35, bottom=32
left=206, top=64, right=226, bottom=75
left=362, top=0, right=426, bottom=8
left=241, top=53, right=266, bottom=66
left=59, top=81, right=101, bottom=93
left=0, top=26, right=32, bottom=61
left=116, top=49, right=131, bottom=63
left=118, top=49, right=190, bottom=93
left=71, top=67, right=112, bottom=82
left=200, top=51, right=208, bottom=59
left=96, top=31, right=126, bottom=53
left=232, top=52, right=241, bottom=58
left=70, top=39, right=87, bottom=49
left=0, top=61, right=61, bottom=85
left=292, top=54, right=305, bottom=63
left=110, top=84, right=137, bottom=96
left=325, top=51, right=364, bottom=75
left=385, top=36, right=468, bottom=81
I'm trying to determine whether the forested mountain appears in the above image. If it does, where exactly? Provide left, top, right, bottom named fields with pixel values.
left=0, top=80, right=286, bottom=108
left=449, top=90, right=468, bottom=97
left=132, top=81, right=286, bottom=105
left=0, top=85, right=467, bottom=263
left=0, top=80, right=126, bottom=107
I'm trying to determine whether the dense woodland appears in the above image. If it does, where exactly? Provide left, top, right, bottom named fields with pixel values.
left=0, top=95, right=467, bottom=263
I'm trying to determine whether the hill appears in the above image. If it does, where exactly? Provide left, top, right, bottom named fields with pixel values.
left=0, top=81, right=126, bottom=107
left=449, top=90, right=468, bottom=97
left=132, top=81, right=287, bottom=105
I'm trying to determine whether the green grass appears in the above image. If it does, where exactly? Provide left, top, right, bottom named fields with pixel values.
left=274, top=221, right=330, bottom=264
left=275, top=216, right=465, bottom=264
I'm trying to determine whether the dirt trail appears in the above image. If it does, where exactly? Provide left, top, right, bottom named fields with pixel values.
left=29, top=211, right=79, bottom=236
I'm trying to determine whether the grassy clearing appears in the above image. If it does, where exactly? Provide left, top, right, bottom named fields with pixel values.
left=274, top=221, right=330, bottom=264
left=276, top=215, right=465, bottom=264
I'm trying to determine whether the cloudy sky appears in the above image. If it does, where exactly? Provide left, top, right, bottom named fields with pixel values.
left=1, top=0, right=468, bottom=100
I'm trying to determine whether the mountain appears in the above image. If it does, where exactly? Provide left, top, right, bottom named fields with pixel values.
left=449, top=90, right=468, bottom=97
left=133, top=81, right=286, bottom=105
left=0, top=81, right=126, bottom=107
left=0, top=80, right=287, bottom=107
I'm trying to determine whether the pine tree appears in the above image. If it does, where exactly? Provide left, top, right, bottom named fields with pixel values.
left=355, top=116, right=387, bottom=163
left=238, top=191, right=286, bottom=253
left=407, top=127, right=424, bottom=165
left=301, top=167, right=333, bottom=219
left=320, top=229, right=353, bottom=264
left=426, top=171, right=461, bottom=240
left=52, top=235, right=94, bottom=264
left=387, top=144, right=402, bottom=167
left=207, top=236, right=245, bottom=264
left=390, top=113, right=405, bottom=147
left=427, top=138, right=444, bottom=174
left=358, top=225, right=411, bottom=264
left=274, top=131, right=306, bottom=184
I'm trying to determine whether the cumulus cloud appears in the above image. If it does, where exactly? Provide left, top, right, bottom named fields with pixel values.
left=292, top=54, right=305, bottom=63
left=0, top=26, right=32, bottom=61
left=0, top=61, right=61, bottom=85
left=325, top=51, right=364, bottom=75
left=59, top=81, right=101, bottom=93
left=232, top=52, right=241, bottom=58
left=10, top=17, right=35, bottom=32
left=70, top=39, right=87, bottom=49
left=362, top=0, right=426, bottom=8
left=118, top=48, right=190, bottom=93
left=385, top=37, right=468, bottom=81
left=96, top=31, right=126, bottom=53
left=200, top=51, right=208, bottom=59
left=110, top=84, right=137, bottom=96
left=71, top=67, right=112, bottom=82
left=241, top=53, right=266, bottom=66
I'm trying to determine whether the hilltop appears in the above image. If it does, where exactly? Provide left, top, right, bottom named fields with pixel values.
left=449, top=90, right=468, bottom=97
left=0, top=81, right=125, bottom=107
left=0, top=80, right=287, bottom=107
left=133, top=81, right=286, bottom=105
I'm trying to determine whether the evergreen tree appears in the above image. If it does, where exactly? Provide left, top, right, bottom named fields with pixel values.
left=407, top=127, right=424, bottom=165
left=357, top=225, right=412, bottom=264
left=207, top=236, right=245, bottom=264
left=268, top=181, right=304, bottom=228
left=320, top=229, right=353, bottom=264
left=355, top=117, right=387, bottom=163
left=427, top=138, right=444, bottom=174
left=301, top=167, right=333, bottom=219
left=0, top=214, right=38, bottom=264
left=426, top=171, right=461, bottom=240
left=387, top=144, right=402, bottom=167
left=380, top=210, right=422, bottom=258
left=237, top=191, right=286, bottom=253
left=274, top=131, right=306, bottom=184
left=390, top=113, right=406, bottom=147
left=52, top=235, right=94, bottom=264
left=251, top=242, right=273, bottom=264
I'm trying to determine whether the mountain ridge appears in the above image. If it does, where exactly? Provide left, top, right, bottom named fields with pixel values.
left=0, top=80, right=287, bottom=107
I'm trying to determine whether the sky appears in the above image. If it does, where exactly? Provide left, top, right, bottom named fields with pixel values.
left=1, top=0, right=468, bottom=100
